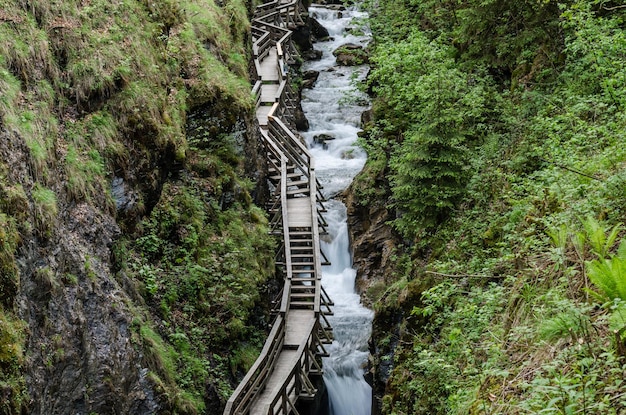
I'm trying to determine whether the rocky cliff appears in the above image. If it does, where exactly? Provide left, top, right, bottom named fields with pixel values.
left=0, top=1, right=275, bottom=413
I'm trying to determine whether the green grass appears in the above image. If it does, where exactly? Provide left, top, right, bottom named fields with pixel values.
left=0, top=0, right=272, bottom=410
left=31, top=184, right=58, bottom=239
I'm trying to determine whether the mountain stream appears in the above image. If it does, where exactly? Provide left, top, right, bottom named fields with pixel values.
left=300, top=5, right=373, bottom=415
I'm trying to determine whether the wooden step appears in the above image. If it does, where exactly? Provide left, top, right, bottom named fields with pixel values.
left=286, top=188, right=310, bottom=196
left=291, top=277, right=316, bottom=282
left=286, top=179, right=309, bottom=188
left=290, top=239, right=312, bottom=244
left=290, top=292, right=315, bottom=298
left=299, top=390, right=318, bottom=400
left=290, top=301, right=315, bottom=307
left=270, top=172, right=306, bottom=181
left=290, top=284, right=314, bottom=290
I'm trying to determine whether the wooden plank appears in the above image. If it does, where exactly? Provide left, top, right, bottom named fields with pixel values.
left=227, top=3, right=332, bottom=414
left=287, top=197, right=312, bottom=227
left=257, top=105, right=273, bottom=126
left=249, top=350, right=299, bottom=413
left=258, top=47, right=280, bottom=81
left=261, top=83, right=280, bottom=103
left=284, top=310, right=316, bottom=347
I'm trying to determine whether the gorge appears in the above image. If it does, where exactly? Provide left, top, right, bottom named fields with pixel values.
left=2, top=0, right=626, bottom=414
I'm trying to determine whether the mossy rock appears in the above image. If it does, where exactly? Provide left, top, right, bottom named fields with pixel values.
left=332, top=43, right=369, bottom=66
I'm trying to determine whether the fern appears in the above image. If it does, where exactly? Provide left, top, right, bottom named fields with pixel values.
left=586, top=240, right=626, bottom=301
left=581, top=216, right=622, bottom=259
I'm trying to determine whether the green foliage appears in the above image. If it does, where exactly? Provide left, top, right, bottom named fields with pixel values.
left=138, top=323, right=205, bottom=413
left=587, top=241, right=626, bottom=302
left=0, top=0, right=266, bottom=411
left=0, top=214, right=19, bottom=308
left=581, top=216, right=622, bottom=260
left=123, top=130, right=275, bottom=404
left=368, top=31, right=494, bottom=236
left=361, top=0, right=626, bottom=412
left=0, top=308, right=27, bottom=414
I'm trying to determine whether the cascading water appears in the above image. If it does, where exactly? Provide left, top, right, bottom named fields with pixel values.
left=300, top=5, right=373, bottom=415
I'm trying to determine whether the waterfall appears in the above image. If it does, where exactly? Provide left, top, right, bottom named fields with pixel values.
left=300, top=6, right=373, bottom=415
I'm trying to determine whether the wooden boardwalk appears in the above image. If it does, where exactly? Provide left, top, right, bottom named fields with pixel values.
left=223, top=1, right=333, bottom=414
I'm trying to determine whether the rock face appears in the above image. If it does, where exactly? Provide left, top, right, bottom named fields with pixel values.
left=1, top=131, right=162, bottom=413
left=342, top=142, right=405, bottom=414
left=310, top=18, right=330, bottom=41
left=302, top=49, right=323, bottom=61
left=342, top=189, right=399, bottom=300
left=292, top=17, right=329, bottom=49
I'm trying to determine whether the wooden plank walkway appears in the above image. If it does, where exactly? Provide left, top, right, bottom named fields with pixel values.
left=259, top=47, right=280, bottom=81
left=286, top=197, right=312, bottom=227
left=248, top=350, right=299, bottom=414
left=223, top=1, right=333, bottom=414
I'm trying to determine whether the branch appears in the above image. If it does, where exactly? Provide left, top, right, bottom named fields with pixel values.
left=604, top=5, right=626, bottom=11
left=539, top=157, right=603, bottom=181
left=424, top=270, right=504, bottom=279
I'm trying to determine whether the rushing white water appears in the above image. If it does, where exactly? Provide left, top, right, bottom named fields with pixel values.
left=300, top=6, right=374, bottom=415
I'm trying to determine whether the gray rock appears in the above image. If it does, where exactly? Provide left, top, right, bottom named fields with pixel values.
left=302, top=70, right=320, bottom=89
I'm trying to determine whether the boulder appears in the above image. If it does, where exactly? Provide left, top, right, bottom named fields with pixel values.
left=294, top=108, right=309, bottom=131
left=310, top=18, right=330, bottom=41
left=301, top=49, right=323, bottom=61
left=332, top=43, right=369, bottom=66
left=302, top=70, right=320, bottom=89
left=313, top=133, right=336, bottom=149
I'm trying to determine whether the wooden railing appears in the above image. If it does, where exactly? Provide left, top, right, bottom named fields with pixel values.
left=224, top=316, right=287, bottom=415
left=260, top=319, right=328, bottom=415
left=223, top=1, right=333, bottom=414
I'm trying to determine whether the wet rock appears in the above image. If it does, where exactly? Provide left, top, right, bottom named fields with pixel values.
left=342, top=181, right=400, bottom=298
left=361, top=108, right=373, bottom=126
left=310, top=18, right=330, bottom=41
left=292, top=22, right=313, bottom=52
left=21, top=203, right=162, bottom=414
left=313, top=133, right=335, bottom=149
left=111, top=177, right=138, bottom=213
left=301, top=49, right=323, bottom=61
left=302, top=70, right=320, bottom=89
left=333, top=43, right=369, bottom=66
left=294, top=108, right=310, bottom=131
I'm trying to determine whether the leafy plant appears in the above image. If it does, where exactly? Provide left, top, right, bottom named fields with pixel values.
left=586, top=241, right=626, bottom=302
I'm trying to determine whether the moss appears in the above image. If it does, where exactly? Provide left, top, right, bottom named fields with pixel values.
left=0, top=308, right=27, bottom=414
left=138, top=324, right=205, bottom=414
left=0, top=183, right=28, bottom=222
left=1, top=0, right=266, bottom=409
left=0, top=214, right=19, bottom=307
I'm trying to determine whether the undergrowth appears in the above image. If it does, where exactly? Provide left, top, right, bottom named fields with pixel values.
left=117, top=130, right=275, bottom=412
left=359, top=0, right=626, bottom=413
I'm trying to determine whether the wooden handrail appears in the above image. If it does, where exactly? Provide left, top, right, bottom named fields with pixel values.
left=261, top=318, right=317, bottom=414
left=223, top=316, right=286, bottom=415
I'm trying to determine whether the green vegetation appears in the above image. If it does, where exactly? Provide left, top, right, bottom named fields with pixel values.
left=358, top=0, right=626, bottom=412
left=31, top=184, right=58, bottom=239
left=0, top=180, right=26, bottom=414
left=0, top=309, right=26, bottom=415
left=118, top=128, right=275, bottom=412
